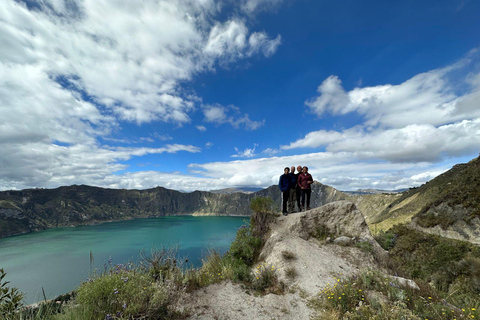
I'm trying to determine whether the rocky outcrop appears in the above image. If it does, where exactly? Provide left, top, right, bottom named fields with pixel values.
left=181, top=201, right=395, bottom=319
left=259, top=200, right=388, bottom=292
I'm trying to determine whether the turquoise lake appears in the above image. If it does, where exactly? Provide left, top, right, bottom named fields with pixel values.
left=0, top=216, right=247, bottom=304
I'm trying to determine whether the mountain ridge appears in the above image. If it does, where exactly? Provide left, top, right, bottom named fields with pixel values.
left=0, top=182, right=348, bottom=239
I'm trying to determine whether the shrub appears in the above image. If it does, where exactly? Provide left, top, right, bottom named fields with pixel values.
left=250, top=197, right=276, bottom=238
left=252, top=263, right=284, bottom=294
left=1, top=268, right=23, bottom=318
left=374, top=229, right=396, bottom=251
left=228, top=225, right=262, bottom=266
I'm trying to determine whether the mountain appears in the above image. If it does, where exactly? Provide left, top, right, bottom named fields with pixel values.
left=354, top=156, right=480, bottom=244
left=0, top=182, right=348, bottom=239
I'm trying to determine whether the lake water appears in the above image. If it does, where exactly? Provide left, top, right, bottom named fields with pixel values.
left=0, top=216, right=247, bottom=304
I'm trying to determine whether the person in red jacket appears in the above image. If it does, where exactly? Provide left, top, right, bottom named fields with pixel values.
left=297, top=166, right=313, bottom=211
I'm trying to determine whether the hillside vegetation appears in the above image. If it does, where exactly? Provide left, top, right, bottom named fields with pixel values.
left=356, top=156, right=480, bottom=237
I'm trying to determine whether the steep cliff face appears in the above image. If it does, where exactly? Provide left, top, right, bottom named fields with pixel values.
left=0, top=182, right=348, bottom=238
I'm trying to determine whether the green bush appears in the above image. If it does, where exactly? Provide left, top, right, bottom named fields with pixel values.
left=1, top=268, right=23, bottom=318
left=228, top=225, right=262, bottom=266
left=374, top=229, right=396, bottom=251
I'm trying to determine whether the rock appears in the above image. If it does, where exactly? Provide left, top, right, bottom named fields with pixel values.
left=391, top=276, right=420, bottom=290
left=333, top=236, right=352, bottom=246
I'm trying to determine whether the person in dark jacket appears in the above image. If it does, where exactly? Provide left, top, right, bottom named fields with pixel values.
left=279, top=167, right=290, bottom=215
left=297, top=166, right=313, bottom=211
left=288, top=166, right=298, bottom=213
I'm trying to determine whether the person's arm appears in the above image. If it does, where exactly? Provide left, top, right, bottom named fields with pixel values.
left=308, top=174, right=313, bottom=184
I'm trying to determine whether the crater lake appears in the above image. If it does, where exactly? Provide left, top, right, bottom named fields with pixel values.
left=0, top=215, right=247, bottom=304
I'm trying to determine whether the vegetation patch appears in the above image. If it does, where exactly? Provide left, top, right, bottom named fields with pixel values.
left=281, top=250, right=297, bottom=261
left=309, top=270, right=479, bottom=320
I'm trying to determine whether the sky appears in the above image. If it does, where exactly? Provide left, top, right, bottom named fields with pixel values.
left=1, top=0, right=479, bottom=192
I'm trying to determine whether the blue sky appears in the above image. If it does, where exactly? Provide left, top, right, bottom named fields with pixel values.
left=1, top=0, right=479, bottom=192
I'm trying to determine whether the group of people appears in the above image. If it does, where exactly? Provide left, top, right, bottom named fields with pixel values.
left=279, top=166, right=313, bottom=215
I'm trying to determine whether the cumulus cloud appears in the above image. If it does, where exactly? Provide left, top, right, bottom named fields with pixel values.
left=202, top=104, right=265, bottom=130
left=196, top=125, right=207, bottom=132
left=0, top=0, right=280, bottom=191
left=305, top=52, right=480, bottom=128
left=294, top=51, right=480, bottom=164
left=305, top=76, right=350, bottom=116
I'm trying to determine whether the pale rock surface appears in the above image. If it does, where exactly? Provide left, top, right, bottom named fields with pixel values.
left=181, top=201, right=388, bottom=319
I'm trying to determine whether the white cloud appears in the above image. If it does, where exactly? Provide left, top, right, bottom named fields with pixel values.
left=241, top=0, right=284, bottom=14
left=205, top=142, right=213, bottom=148
left=188, top=151, right=451, bottom=191
left=305, top=53, right=480, bottom=128
left=0, top=0, right=280, bottom=191
left=232, top=144, right=258, bottom=158
left=196, top=125, right=207, bottom=132
left=295, top=52, right=480, bottom=163
left=248, top=32, right=282, bottom=57
left=283, top=120, right=480, bottom=163
left=305, top=76, right=350, bottom=116
left=0, top=142, right=200, bottom=191
left=202, top=104, right=265, bottom=130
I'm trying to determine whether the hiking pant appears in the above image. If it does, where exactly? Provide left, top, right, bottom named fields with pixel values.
left=296, top=188, right=301, bottom=210
left=300, top=189, right=311, bottom=209
left=282, top=189, right=289, bottom=213
left=288, top=188, right=296, bottom=212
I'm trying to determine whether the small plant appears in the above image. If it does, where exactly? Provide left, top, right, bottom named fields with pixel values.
left=285, top=267, right=298, bottom=280
left=0, top=268, right=23, bottom=318
left=252, top=263, right=284, bottom=294
left=281, top=250, right=297, bottom=261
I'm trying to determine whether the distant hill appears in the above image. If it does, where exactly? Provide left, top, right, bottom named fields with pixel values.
left=208, top=187, right=263, bottom=194
left=355, top=156, right=480, bottom=244
left=343, top=188, right=407, bottom=195
left=0, top=182, right=348, bottom=239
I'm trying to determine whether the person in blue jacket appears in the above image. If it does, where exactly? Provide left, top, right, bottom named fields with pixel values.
left=279, top=167, right=290, bottom=215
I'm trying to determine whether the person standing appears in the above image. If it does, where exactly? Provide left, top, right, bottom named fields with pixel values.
left=295, top=165, right=303, bottom=211
left=288, top=166, right=298, bottom=213
left=297, top=166, right=313, bottom=211
left=279, top=167, right=291, bottom=215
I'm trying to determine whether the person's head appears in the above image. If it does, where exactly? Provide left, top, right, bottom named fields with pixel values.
left=284, top=167, right=290, bottom=174
left=297, top=165, right=302, bottom=172
left=290, top=166, right=295, bottom=173
left=302, top=166, right=308, bottom=173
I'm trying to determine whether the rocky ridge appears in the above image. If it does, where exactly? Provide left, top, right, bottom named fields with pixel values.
left=179, top=201, right=393, bottom=319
